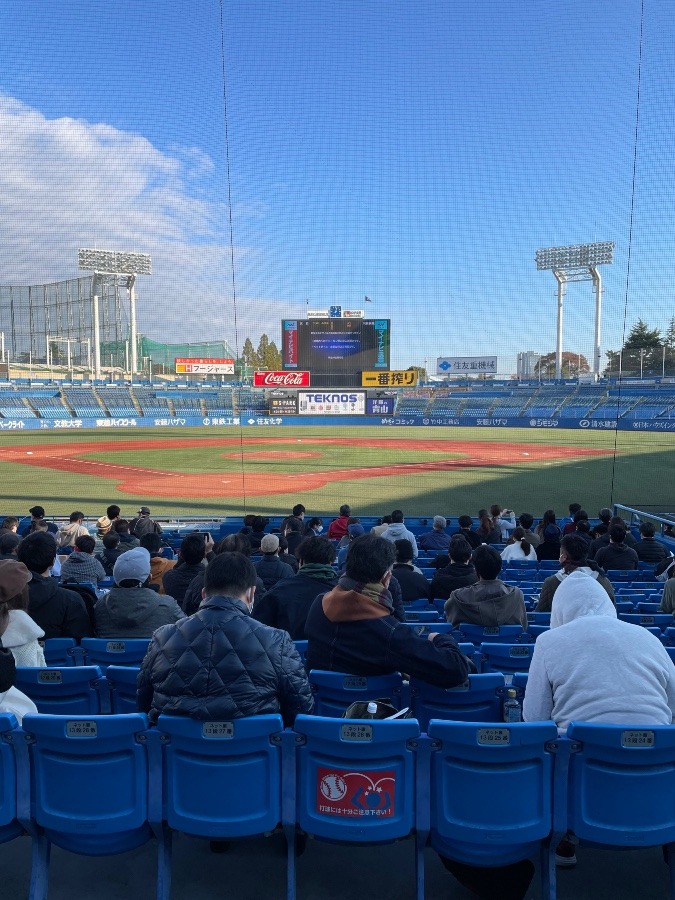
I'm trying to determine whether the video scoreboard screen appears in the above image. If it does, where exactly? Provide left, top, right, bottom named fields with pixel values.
left=282, top=319, right=390, bottom=386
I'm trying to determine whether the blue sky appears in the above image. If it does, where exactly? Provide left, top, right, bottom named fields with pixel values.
left=0, top=0, right=673, bottom=373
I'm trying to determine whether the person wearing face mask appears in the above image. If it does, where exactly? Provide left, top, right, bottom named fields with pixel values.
left=303, top=517, right=324, bottom=537
left=253, top=536, right=338, bottom=639
left=137, top=552, right=313, bottom=727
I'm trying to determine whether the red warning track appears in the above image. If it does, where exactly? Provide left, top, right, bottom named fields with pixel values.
left=0, top=436, right=612, bottom=500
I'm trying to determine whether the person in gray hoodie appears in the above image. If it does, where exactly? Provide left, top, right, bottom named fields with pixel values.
left=444, top=545, right=527, bottom=629
left=535, top=534, right=615, bottom=613
left=380, top=510, right=418, bottom=559
left=94, top=547, right=184, bottom=638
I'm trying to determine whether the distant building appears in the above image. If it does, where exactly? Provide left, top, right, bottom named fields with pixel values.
left=517, top=351, right=541, bottom=379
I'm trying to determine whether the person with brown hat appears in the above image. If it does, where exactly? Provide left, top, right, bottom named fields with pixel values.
left=0, top=559, right=46, bottom=667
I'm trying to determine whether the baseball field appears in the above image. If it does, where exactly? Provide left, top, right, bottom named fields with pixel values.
left=0, top=424, right=671, bottom=520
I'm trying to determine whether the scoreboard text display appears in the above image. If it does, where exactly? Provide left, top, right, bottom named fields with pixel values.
left=282, top=319, right=390, bottom=377
left=175, top=357, right=235, bottom=375
left=362, top=370, right=417, bottom=387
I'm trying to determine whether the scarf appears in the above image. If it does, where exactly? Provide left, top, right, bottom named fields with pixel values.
left=338, top=575, right=393, bottom=612
left=299, top=562, right=337, bottom=583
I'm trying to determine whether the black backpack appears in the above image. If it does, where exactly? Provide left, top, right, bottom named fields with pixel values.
left=60, top=579, right=99, bottom=630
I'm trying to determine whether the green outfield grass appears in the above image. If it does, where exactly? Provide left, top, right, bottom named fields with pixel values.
left=0, top=425, right=671, bottom=519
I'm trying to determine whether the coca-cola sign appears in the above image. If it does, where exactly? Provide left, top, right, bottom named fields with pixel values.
left=253, top=370, right=311, bottom=388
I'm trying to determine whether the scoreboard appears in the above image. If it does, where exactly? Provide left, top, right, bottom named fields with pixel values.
left=282, top=318, right=390, bottom=387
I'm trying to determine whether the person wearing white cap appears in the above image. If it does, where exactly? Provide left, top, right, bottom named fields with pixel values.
left=93, top=547, right=184, bottom=638
left=254, top=534, right=294, bottom=591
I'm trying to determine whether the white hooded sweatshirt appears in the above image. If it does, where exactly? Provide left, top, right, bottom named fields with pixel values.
left=523, top=569, right=675, bottom=733
left=2, top=610, right=46, bottom=667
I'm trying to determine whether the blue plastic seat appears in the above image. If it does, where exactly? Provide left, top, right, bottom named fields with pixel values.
left=80, top=637, right=151, bottom=671
left=456, top=624, right=526, bottom=647
left=293, top=714, right=423, bottom=899
left=106, top=666, right=141, bottom=713
left=636, top=602, right=662, bottom=614
left=308, top=670, right=405, bottom=717
left=403, top=610, right=441, bottom=623
left=0, top=713, right=23, bottom=845
left=526, top=612, right=551, bottom=625
left=618, top=613, right=673, bottom=631
left=555, top=722, right=675, bottom=898
left=42, top=638, right=82, bottom=667
left=14, top=666, right=105, bottom=715
left=479, top=642, right=535, bottom=676
left=425, top=720, right=557, bottom=897
left=614, top=601, right=635, bottom=614
left=528, top=625, right=551, bottom=640
left=410, top=673, right=506, bottom=730
left=18, top=713, right=160, bottom=899
left=293, top=640, right=308, bottom=668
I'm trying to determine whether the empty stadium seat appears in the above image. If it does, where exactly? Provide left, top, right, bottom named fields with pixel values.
left=106, top=666, right=141, bottom=714
left=14, top=666, right=105, bottom=715
left=0, top=713, right=22, bottom=845
left=409, top=673, right=506, bottom=730
left=42, top=638, right=81, bottom=667
left=456, top=624, right=526, bottom=646
left=618, top=613, right=673, bottom=630
left=308, top=670, right=405, bottom=717
left=80, top=637, right=151, bottom=671
left=479, top=642, right=535, bottom=676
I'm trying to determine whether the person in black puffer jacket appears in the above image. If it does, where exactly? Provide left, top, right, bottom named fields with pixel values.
left=137, top=552, right=313, bottom=726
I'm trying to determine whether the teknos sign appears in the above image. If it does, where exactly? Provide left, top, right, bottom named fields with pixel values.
left=253, top=371, right=311, bottom=388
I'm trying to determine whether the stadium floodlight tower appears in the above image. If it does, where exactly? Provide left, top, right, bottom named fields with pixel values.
left=535, top=241, right=614, bottom=380
left=78, top=249, right=152, bottom=379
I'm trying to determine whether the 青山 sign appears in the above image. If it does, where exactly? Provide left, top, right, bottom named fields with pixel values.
left=361, top=370, right=418, bottom=387
left=175, top=358, right=235, bottom=375
left=437, top=357, right=497, bottom=374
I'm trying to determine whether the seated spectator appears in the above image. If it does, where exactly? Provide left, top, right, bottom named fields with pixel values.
left=303, top=517, right=324, bottom=537
left=254, top=536, right=338, bottom=639
left=0, top=559, right=46, bottom=666
left=370, top=514, right=392, bottom=538
left=0, top=532, right=22, bottom=561
left=536, top=534, right=615, bottom=613
left=500, top=527, right=537, bottom=562
left=95, top=532, right=124, bottom=577
left=306, top=534, right=470, bottom=685
left=280, top=504, right=306, bottom=535
left=429, top=537, right=479, bottom=601
left=0, top=625, right=37, bottom=724
left=535, top=525, right=562, bottom=561
left=381, top=510, right=419, bottom=558
left=592, top=515, right=638, bottom=554
left=60, top=534, right=107, bottom=584
left=453, top=514, right=482, bottom=550
left=182, top=533, right=267, bottom=616
left=106, top=504, right=121, bottom=523
left=139, top=532, right=177, bottom=593
left=161, top=533, right=209, bottom=605
left=418, top=516, right=452, bottom=553
left=238, top=513, right=256, bottom=536
left=536, top=509, right=559, bottom=539
left=277, top=534, right=299, bottom=572
left=574, top=518, right=593, bottom=549
left=432, top=553, right=450, bottom=570
left=17, top=532, right=92, bottom=641
left=129, top=506, right=162, bottom=538
left=588, top=522, right=609, bottom=558
left=336, top=523, right=365, bottom=574
left=283, top=516, right=305, bottom=557
left=659, top=560, right=675, bottom=614
left=490, top=504, right=517, bottom=541
left=57, top=511, right=89, bottom=550
left=248, top=515, right=269, bottom=550
left=0, top=517, right=19, bottom=534
left=254, top=534, right=294, bottom=591
left=634, top=521, right=670, bottom=564
left=445, top=545, right=527, bottom=629
left=94, top=547, right=184, bottom=638
left=594, top=524, right=639, bottom=571
left=475, top=511, right=501, bottom=545
left=392, top=539, right=431, bottom=603
left=20, top=505, right=58, bottom=537
left=137, top=552, right=313, bottom=725
left=327, top=504, right=351, bottom=541
left=93, top=515, right=113, bottom=551
left=114, top=519, right=140, bottom=549
left=517, top=512, right=541, bottom=548
left=562, top=503, right=583, bottom=535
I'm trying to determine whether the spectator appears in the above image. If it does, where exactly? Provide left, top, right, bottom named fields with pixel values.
left=453, top=514, right=482, bottom=550
left=94, top=547, right=183, bottom=639
left=588, top=522, right=609, bottom=558
left=327, top=504, right=352, bottom=541
left=57, top=511, right=89, bottom=550
left=392, top=539, right=431, bottom=603
left=536, top=534, right=615, bottom=613
left=562, top=503, right=583, bottom=535
left=137, top=552, right=313, bottom=725
left=248, top=515, right=269, bottom=550
left=336, top=523, right=365, bottom=574
left=591, top=515, right=638, bottom=553
left=500, top=527, right=537, bottom=562
left=370, top=515, right=392, bottom=538
left=0, top=532, right=22, bottom=561
left=574, top=518, right=593, bottom=549
left=129, top=506, right=162, bottom=538
left=524, top=569, right=675, bottom=869
left=594, top=524, right=639, bottom=571
left=445, top=545, right=527, bottom=629
left=634, top=521, right=670, bottom=564
left=283, top=516, right=305, bottom=557
left=429, top=537, right=478, bottom=600
left=254, top=534, right=294, bottom=591
left=0, top=623, right=37, bottom=723
left=17, top=532, right=92, bottom=641
left=60, top=534, right=107, bottom=584
left=0, top=559, right=46, bottom=666
left=114, top=519, right=140, bottom=549
left=281, top=503, right=306, bottom=534
left=598, top=507, right=613, bottom=527
left=306, top=534, right=471, bottom=685
left=139, top=533, right=177, bottom=593
left=517, top=513, right=541, bottom=548
left=93, top=515, right=113, bottom=551
left=0, top=517, right=19, bottom=534
left=475, top=511, right=501, bottom=545
left=418, top=516, right=452, bottom=554
left=658, top=560, right=675, bottom=614
left=161, top=534, right=209, bottom=605
left=182, top=533, right=267, bottom=616
left=20, top=505, right=59, bottom=537
left=254, top=536, right=338, bottom=639
left=490, top=504, right=517, bottom=541
left=536, top=524, right=562, bottom=561
left=535, top=509, right=559, bottom=540
left=277, top=534, right=299, bottom=573
left=238, top=513, right=256, bottom=537
left=96, top=532, right=124, bottom=577
left=106, top=505, right=121, bottom=523
left=381, top=510, right=418, bottom=558
left=303, top=517, right=324, bottom=537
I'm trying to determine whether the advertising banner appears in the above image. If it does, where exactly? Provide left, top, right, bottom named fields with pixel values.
left=175, top=357, right=235, bottom=375
left=253, top=371, right=310, bottom=388
left=317, top=767, right=396, bottom=818
left=436, top=356, right=497, bottom=375
left=362, top=370, right=417, bottom=387
left=269, top=396, right=299, bottom=414
left=298, top=391, right=366, bottom=415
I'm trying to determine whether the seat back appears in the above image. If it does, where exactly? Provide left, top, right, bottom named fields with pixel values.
left=427, top=720, right=557, bottom=866
left=457, top=624, right=525, bottom=646
left=526, top=612, right=551, bottom=625
left=479, top=642, right=535, bottom=675
left=403, top=610, right=441, bottom=623
left=106, top=666, right=141, bottom=713
left=618, top=613, right=673, bottom=631
left=293, top=714, right=420, bottom=843
left=21, top=713, right=151, bottom=855
left=156, top=714, right=283, bottom=837
left=0, top=713, right=21, bottom=843
left=42, top=638, right=80, bottom=667
left=309, top=670, right=405, bottom=717
left=564, top=722, right=675, bottom=846
left=293, top=640, right=308, bottom=667
left=80, top=638, right=151, bottom=671
left=14, top=666, right=104, bottom=715
left=410, top=674, right=505, bottom=730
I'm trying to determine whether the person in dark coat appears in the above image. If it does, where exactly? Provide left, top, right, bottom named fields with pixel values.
left=162, top=533, right=208, bottom=606
left=253, top=536, right=338, bottom=639
left=137, top=552, right=313, bottom=726
left=254, top=534, right=294, bottom=590
left=182, top=534, right=266, bottom=616
left=282, top=516, right=305, bottom=558
left=536, top=524, right=562, bottom=561
left=392, top=539, right=431, bottom=603
left=452, top=515, right=483, bottom=550
left=17, top=532, right=93, bottom=641
left=594, top=524, right=639, bottom=571
left=430, top=537, right=479, bottom=600
left=634, top=522, right=670, bottom=564
left=305, top=534, right=470, bottom=685
left=95, top=532, right=124, bottom=576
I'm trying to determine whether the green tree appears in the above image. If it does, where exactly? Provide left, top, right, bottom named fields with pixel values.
left=621, top=319, right=662, bottom=376
left=241, top=337, right=257, bottom=371
left=256, top=334, right=270, bottom=370
left=406, top=365, right=427, bottom=383
left=534, top=351, right=590, bottom=379
left=263, top=340, right=282, bottom=371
